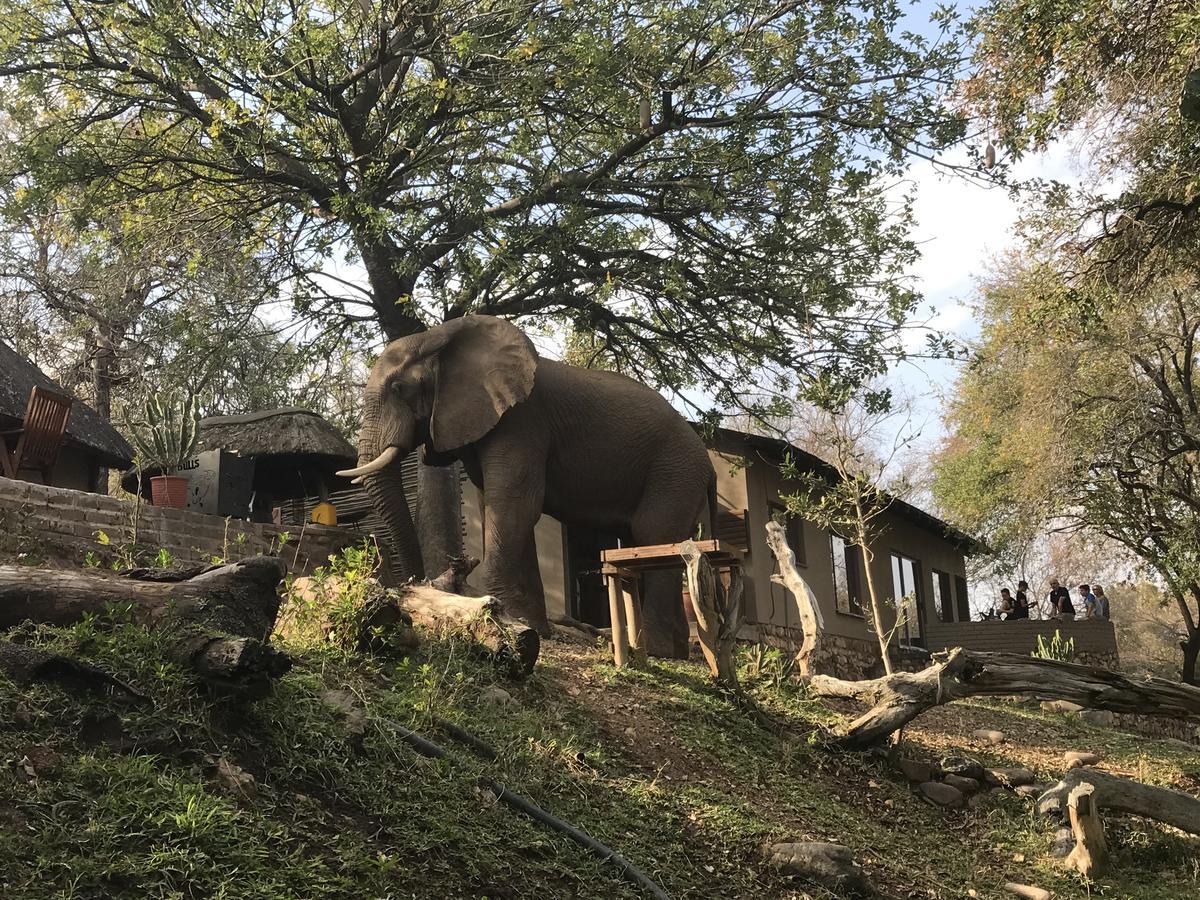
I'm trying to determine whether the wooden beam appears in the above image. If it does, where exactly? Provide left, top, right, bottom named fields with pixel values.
left=607, top=574, right=629, bottom=668
left=623, top=577, right=647, bottom=667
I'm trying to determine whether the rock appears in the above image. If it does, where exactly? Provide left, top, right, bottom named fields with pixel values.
left=1078, top=709, right=1115, bottom=727
left=1063, top=751, right=1100, bottom=769
left=942, top=774, right=982, bottom=794
left=972, top=729, right=1005, bottom=745
left=479, top=685, right=515, bottom=708
left=1041, top=700, right=1084, bottom=713
left=896, top=757, right=935, bottom=783
left=1050, top=825, right=1075, bottom=857
left=16, top=745, right=62, bottom=779
left=940, top=755, right=986, bottom=781
left=765, top=841, right=877, bottom=897
left=321, top=689, right=368, bottom=736
left=1004, top=882, right=1051, bottom=900
left=1015, top=784, right=1047, bottom=798
left=985, top=767, right=1037, bottom=788
left=212, top=756, right=256, bottom=796
left=919, top=781, right=965, bottom=808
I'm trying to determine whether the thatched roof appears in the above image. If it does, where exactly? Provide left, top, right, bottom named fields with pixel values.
left=195, top=408, right=356, bottom=463
left=121, top=408, right=357, bottom=501
left=0, top=339, right=134, bottom=469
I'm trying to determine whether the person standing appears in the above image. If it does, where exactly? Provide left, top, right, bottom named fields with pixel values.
left=1078, top=583, right=1097, bottom=619
left=1092, top=584, right=1111, bottom=620
left=1048, top=578, right=1074, bottom=620
left=1015, top=580, right=1032, bottom=619
left=997, top=588, right=1016, bottom=620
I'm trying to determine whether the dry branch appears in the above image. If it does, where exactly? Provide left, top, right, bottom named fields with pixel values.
left=1064, top=783, right=1107, bottom=877
left=0, top=558, right=291, bottom=695
left=1038, top=767, right=1200, bottom=837
left=765, top=520, right=824, bottom=676
left=810, top=648, right=1200, bottom=749
left=680, top=539, right=743, bottom=684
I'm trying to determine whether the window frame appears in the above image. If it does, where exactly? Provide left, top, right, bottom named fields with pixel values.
left=889, top=551, right=925, bottom=647
left=831, top=532, right=864, bottom=617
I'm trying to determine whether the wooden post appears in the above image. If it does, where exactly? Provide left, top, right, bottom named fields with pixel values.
left=1065, top=782, right=1107, bottom=877
left=623, top=577, right=648, bottom=666
left=607, top=572, right=629, bottom=668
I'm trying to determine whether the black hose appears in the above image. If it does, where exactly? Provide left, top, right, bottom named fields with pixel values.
left=381, top=717, right=672, bottom=900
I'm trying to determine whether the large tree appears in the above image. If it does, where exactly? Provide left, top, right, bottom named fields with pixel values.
left=933, top=258, right=1200, bottom=683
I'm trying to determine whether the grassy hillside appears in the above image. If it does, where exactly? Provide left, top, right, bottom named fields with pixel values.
left=2, top=601, right=1199, bottom=899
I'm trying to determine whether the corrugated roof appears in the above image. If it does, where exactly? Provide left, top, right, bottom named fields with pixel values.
left=708, top=426, right=984, bottom=555
left=0, top=340, right=134, bottom=469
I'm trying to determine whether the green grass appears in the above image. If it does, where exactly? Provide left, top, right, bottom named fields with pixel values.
left=2, top=614, right=1198, bottom=899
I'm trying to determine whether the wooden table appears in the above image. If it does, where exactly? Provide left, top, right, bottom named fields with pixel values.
left=600, top=540, right=744, bottom=667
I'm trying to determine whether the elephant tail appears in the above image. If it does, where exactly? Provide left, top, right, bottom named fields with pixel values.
left=705, top=473, right=719, bottom=540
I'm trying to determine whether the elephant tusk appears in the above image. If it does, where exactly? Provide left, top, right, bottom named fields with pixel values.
left=351, top=475, right=364, bottom=485
left=336, top=446, right=401, bottom=479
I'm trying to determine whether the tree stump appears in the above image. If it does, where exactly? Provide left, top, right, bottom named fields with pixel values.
left=1064, top=782, right=1107, bottom=877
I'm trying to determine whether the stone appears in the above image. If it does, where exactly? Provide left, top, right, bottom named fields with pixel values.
left=765, top=841, right=877, bottom=897
left=212, top=756, right=256, bottom=796
left=1003, top=883, right=1051, bottom=900
left=918, top=781, right=965, bottom=808
left=986, top=767, right=1038, bottom=788
left=16, top=745, right=62, bottom=779
left=940, top=755, right=986, bottom=781
left=1078, top=709, right=1115, bottom=728
left=479, top=685, right=515, bottom=708
left=896, top=757, right=935, bottom=783
left=1064, top=751, right=1101, bottom=769
left=1041, top=700, right=1085, bottom=713
left=942, top=774, right=982, bottom=794
left=972, top=728, right=1005, bottom=745
left=1050, top=825, right=1075, bottom=858
left=321, top=689, right=368, bottom=736
left=1015, top=784, right=1047, bottom=798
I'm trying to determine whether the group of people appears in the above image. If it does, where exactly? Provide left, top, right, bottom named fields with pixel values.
left=991, top=578, right=1112, bottom=621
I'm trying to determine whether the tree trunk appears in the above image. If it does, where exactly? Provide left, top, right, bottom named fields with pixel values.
left=810, top=647, right=1200, bottom=749
left=1038, top=767, right=1200, bottom=837
left=858, top=543, right=894, bottom=675
left=765, top=521, right=824, bottom=676
left=1182, top=632, right=1199, bottom=686
left=0, top=558, right=291, bottom=695
left=416, top=458, right=464, bottom=581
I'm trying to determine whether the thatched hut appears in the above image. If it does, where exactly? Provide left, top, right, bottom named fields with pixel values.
left=122, top=408, right=356, bottom=517
left=0, top=340, right=134, bottom=491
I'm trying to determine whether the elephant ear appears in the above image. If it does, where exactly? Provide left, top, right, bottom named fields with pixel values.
left=429, top=316, right=538, bottom=452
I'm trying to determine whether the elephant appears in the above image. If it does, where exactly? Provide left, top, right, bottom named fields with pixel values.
left=337, top=314, right=717, bottom=658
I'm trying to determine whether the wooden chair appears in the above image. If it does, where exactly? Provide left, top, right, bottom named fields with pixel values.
left=0, top=386, right=73, bottom=482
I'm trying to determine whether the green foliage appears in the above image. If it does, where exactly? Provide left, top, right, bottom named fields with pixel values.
left=124, top=392, right=201, bottom=472
left=1033, top=630, right=1075, bottom=663
left=0, top=0, right=968, bottom=410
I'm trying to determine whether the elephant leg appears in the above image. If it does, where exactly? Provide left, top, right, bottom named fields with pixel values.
left=632, top=490, right=707, bottom=660
left=481, top=485, right=551, bottom=637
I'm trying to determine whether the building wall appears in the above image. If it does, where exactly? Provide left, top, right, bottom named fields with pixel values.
left=0, top=476, right=359, bottom=576
left=924, top=618, right=1119, bottom=663
left=12, top=445, right=98, bottom=493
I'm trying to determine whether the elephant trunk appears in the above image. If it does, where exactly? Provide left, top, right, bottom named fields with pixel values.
left=353, top=405, right=425, bottom=583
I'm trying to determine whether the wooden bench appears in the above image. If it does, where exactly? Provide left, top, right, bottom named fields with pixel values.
left=600, top=539, right=743, bottom=667
left=1, top=386, right=73, bottom=482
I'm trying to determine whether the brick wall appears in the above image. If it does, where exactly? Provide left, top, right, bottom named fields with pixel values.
left=0, top=476, right=364, bottom=576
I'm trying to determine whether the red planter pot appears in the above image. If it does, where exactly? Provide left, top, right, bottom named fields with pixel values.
left=150, top=475, right=189, bottom=508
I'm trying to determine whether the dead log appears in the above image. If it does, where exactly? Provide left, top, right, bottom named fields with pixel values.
left=1064, top=783, right=1107, bottom=877
left=396, top=584, right=539, bottom=679
left=1037, top=767, right=1200, bottom=837
left=810, top=647, right=1200, bottom=749
left=0, top=558, right=291, bottom=695
left=0, top=641, right=145, bottom=701
left=765, top=520, right=824, bottom=676
left=680, top=539, right=743, bottom=685
left=429, top=555, right=481, bottom=594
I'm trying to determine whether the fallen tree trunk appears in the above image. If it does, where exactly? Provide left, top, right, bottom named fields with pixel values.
left=396, top=584, right=540, bottom=678
left=810, top=647, right=1200, bottom=749
left=1037, top=767, right=1200, bottom=836
left=0, top=558, right=291, bottom=695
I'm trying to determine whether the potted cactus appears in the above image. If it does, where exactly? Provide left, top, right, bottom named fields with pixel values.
left=126, top=393, right=201, bottom=508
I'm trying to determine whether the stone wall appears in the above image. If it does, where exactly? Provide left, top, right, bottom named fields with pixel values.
left=749, top=621, right=928, bottom=680
left=0, top=476, right=363, bottom=576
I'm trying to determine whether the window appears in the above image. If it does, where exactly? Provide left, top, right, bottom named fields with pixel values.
left=932, top=569, right=953, bottom=622
left=954, top=575, right=971, bottom=622
left=831, top=534, right=863, bottom=615
left=890, top=552, right=924, bottom=646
